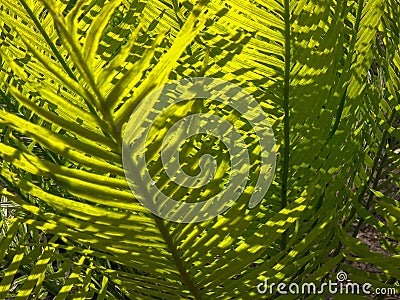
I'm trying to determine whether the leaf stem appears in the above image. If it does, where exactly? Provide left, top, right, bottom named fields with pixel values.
left=281, top=0, right=291, bottom=250
left=154, top=217, right=202, bottom=299
left=18, top=0, right=76, bottom=81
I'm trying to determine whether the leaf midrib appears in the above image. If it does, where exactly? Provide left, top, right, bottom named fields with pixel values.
left=281, top=0, right=291, bottom=250
left=154, top=217, right=202, bottom=299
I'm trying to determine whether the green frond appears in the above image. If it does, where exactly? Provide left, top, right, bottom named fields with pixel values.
left=0, top=0, right=399, bottom=298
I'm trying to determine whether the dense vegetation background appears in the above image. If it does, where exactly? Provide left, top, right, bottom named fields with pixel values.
left=0, top=0, right=399, bottom=298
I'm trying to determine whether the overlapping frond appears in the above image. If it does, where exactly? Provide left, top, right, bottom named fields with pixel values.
left=0, top=0, right=398, bottom=298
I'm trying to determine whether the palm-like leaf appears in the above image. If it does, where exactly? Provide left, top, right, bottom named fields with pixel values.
left=0, top=0, right=399, bottom=299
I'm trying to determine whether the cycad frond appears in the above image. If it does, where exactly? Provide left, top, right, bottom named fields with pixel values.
left=0, top=0, right=399, bottom=298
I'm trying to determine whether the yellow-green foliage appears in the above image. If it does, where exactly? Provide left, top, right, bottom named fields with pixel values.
left=0, top=0, right=399, bottom=298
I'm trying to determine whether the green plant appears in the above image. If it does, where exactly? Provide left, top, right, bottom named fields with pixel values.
left=0, top=0, right=399, bottom=298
